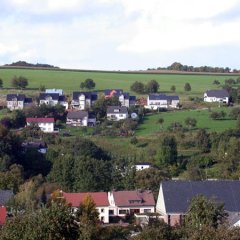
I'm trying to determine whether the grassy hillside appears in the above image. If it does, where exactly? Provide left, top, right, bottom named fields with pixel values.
left=0, top=68, right=239, bottom=100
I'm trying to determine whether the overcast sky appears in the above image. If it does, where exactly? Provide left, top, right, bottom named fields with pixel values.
left=1, top=0, right=240, bottom=70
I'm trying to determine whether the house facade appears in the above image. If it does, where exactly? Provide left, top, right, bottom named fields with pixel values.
left=108, top=190, right=155, bottom=219
left=62, top=192, right=110, bottom=223
left=105, top=89, right=136, bottom=108
left=39, top=93, right=68, bottom=109
left=107, top=106, right=128, bottom=121
left=26, top=118, right=55, bottom=133
left=156, top=180, right=240, bottom=226
left=145, top=94, right=179, bottom=110
left=66, top=111, right=96, bottom=127
left=6, top=94, right=32, bottom=111
left=204, top=90, right=229, bottom=104
left=71, top=92, right=97, bottom=110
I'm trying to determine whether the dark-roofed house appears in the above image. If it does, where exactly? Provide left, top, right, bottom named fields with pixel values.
left=71, top=92, right=98, bottom=110
left=26, top=118, right=55, bottom=133
left=107, top=106, right=128, bottom=121
left=156, top=180, right=240, bottom=226
left=104, top=89, right=136, bottom=107
left=6, top=94, right=32, bottom=111
left=66, top=111, right=96, bottom=126
left=39, top=93, right=68, bottom=109
left=145, top=94, right=179, bottom=110
left=204, top=89, right=229, bottom=104
left=22, top=141, right=48, bottom=154
left=0, top=190, right=13, bottom=226
left=62, top=192, right=110, bottom=223
left=108, top=190, right=155, bottom=219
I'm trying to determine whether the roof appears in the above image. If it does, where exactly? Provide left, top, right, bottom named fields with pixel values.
left=205, top=89, right=229, bottom=98
left=0, top=207, right=6, bottom=225
left=149, top=94, right=179, bottom=101
left=39, top=93, right=60, bottom=101
left=0, top=190, right=13, bottom=206
left=107, top=106, right=128, bottom=114
left=6, top=94, right=26, bottom=101
left=112, top=190, right=155, bottom=207
left=161, top=180, right=240, bottom=214
left=45, top=89, right=63, bottom=95
left=22, top=141, right=47, bottom=149
left=72, top=92, right=97, bottom=101
left=129, top=96, right=136, bottom=101
left=26, top=118, right=54, bottom=123
left=67, top=111, right=88, bottom=119
left=63, top=192, right=109, bottom=207
left=104, top=89, right=123, bottom=97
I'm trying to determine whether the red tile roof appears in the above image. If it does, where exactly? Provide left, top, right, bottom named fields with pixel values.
left=26, top=118, right=54, bottom=123
left=62, top=192, right=109, bottom=207
left=0, top=207, right=7, bottom=225
left=112, top=190, right=155, bottom=207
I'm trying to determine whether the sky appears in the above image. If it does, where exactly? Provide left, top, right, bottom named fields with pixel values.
left=1, top=0, right=240, bottom=70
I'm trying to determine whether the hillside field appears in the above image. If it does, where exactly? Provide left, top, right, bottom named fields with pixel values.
left=0, top=68, right=239, bottom=100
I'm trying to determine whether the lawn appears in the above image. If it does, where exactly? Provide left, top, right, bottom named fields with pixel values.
left=136, top=107, right=236, bottom=136
left=0, top=68, right=239, bottom=100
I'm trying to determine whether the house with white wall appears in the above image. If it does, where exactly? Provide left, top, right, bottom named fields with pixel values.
left=156, top=180, right=240, bottom=227
left=66, top=111, right=96, bottom=127
left=6, top=94, right=32, bottom=111
left=145, top=94, right=179, bottom=110
left=107, top=106, right=128, bottom=121
left=39, top=93, right=68, bottom=109
left=204, top=89, right=229, bottom=104
left=71, top=92, right=98, bottom=110
left=62, top=192, right=110, bottom=223
left=26, top=118, right=55, bottom=133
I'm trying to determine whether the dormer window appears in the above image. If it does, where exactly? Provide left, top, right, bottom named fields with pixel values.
left=114, top=109, right=120, bottom=113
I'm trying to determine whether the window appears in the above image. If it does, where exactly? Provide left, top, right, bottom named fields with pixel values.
left=119, top=210, right=127, bottom=214
left=101, top=216, right=104, bottom=222
left=109, top=210, right=114, bottom=215
left=101, top=208, right=104, bottom=213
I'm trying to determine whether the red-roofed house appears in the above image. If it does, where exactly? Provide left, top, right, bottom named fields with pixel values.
left=0, top=207, right=7, bottom=226
left=108, top=190, right=155, bottom=218
left=26, top=118, right=54, bottom=133
left=62, top=192, right=110, bottom=223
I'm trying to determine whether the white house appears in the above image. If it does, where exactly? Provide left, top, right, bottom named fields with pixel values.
left=145, top=94, right=179, bottom=110
left=156, top=180, right=240, bottom=226
left=104, top=89, right=136, bottom=108
left=107, top=106, right=128, bottom=121
left=62, top=192, right=110, bottom=223
left=39, top=93, right=68, bottom=109
left=6, top=94, right=32, bottom=111
left=204, top=89, right=229, bottom=104
left=71, top=92, right=98, bottom=110
left=108, top=190, right=155, bottom=219
left=26, top=118, right=55, bottom=133
left=135, top=163, right=152, bottom=171
left=66, top=111, right=96, bottom=127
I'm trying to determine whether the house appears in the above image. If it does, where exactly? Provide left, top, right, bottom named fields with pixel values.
left=26, top=118, right=55, bottom=133
left=156, top=180, right=240, bottom=226
left=22, top=141, right=48, bottom=154
left=108, top=190, right=155, bottom=219
left=107, top=106, right=128, bottom=121
left=135, top=163, right=152, bottom=171
left=145, top=94, right=179, bottom=110
left=0, top=190, right=14, bottom=226
left=71, top=92, right=98, bottom=110
left=45, top=89, right=63, bottom=95
left=6, top=94, right=32, bottom=111
left=66, top=111, right=96, bottom=127
left=105, top=89, right=136, bottom=107
left=39, top=93, right=68, bottom=109
left=62, top=192, right=110, bottom=223
left=204, top=89, right=229, bottom=104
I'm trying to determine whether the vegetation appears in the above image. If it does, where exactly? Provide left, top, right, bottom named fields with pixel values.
left=80, top=78, right=96, bottom=90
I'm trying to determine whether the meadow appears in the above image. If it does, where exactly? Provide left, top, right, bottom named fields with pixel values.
left=0, top=68, right=239, bottom=100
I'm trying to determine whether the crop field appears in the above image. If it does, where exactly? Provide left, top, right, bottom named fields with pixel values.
left=136, top=107, right=236, bottom=136
left=0, top=68, right=239, bottom=100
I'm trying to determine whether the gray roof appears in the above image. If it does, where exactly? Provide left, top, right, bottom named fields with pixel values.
left=205, top=90, right=229, bottom=98
left=0, top=190, right=13, bottom=206
left=149, top=94, right=179, bottom=101
left=162, top=180, right=240, bottom=213
left=72, top=92, right=98, bottom=101
left=67, top=111, right=88, bottom=119
left=6, top=94, right=26, bottom=101
left=107, top=106, right=128, bottom=114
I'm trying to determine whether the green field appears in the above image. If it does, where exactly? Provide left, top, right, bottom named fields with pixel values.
left=0, top=68, right=239, bottom=100
left=136, top=107, right=236, bottom=136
